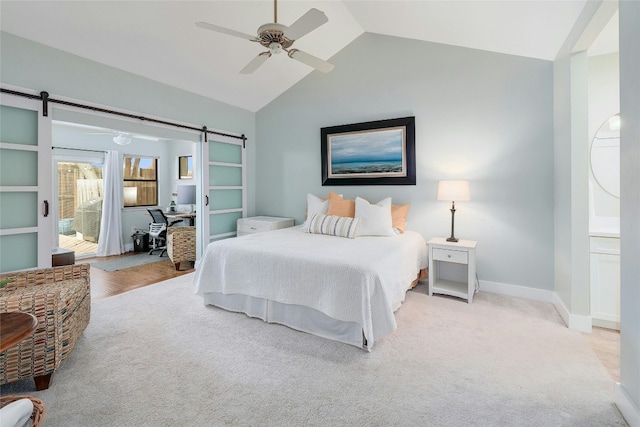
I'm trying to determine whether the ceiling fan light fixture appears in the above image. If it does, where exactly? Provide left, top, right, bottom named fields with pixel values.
left=269, top=42, right=283, bottom=55
left=113, top=134, right=132, bottom=145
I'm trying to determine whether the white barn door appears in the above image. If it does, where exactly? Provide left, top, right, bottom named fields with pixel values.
left=196, top=134, right=246, bottom=260
left=0, top=94, right=53, bottom=272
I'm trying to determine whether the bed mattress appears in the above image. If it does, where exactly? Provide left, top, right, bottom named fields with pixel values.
left=193, top=226, right=427, bottom=349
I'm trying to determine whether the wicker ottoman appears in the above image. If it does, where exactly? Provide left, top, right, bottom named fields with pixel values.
left=167, top=226, right=196, bottom=271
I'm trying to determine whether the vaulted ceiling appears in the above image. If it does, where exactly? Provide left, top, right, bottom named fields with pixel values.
left=1, top=1, right=616, bottom=112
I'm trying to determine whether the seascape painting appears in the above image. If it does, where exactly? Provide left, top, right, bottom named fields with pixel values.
left=321, top=116, right=416, bottom=186
left=328, top=127, right=406, bottom=177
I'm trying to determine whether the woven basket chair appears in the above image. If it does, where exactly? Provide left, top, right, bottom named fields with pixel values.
left=0, top=264, right=91, bottom=390
left=0, top=395, right=46, bottom=427
left=167, top=226, right=196, bottom=271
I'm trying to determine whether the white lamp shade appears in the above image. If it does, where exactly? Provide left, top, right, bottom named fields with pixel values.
left=437, top=180, right=471, bottom=202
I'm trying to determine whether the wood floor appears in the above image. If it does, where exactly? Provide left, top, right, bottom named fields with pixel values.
left=79, top=253, right=620, bottom=382
left=77, top=252, right=194, bottom=301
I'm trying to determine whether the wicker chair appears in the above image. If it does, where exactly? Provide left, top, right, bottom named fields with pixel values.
left=0, top=395, right=46, bottom=427
left=167, top=226, right=196, bottom=271
left=0, top=264, right=91, bottom=390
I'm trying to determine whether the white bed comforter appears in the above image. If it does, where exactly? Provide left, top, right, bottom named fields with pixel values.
left=193, top=226, right=427, bottom=345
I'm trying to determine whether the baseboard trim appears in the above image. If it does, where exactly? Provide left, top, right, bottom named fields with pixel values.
left=616, top=383, right=640, bottom=427
left=479, top=280, right=555, bottom=302
left=552, top=293, right=592, bottom=332
left=479, top=280, right=592, bottom=332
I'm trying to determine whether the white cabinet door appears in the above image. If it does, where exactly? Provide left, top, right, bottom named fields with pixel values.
left=590, top=237, right=620, bottom=329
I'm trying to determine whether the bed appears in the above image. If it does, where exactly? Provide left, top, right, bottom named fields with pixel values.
left=193, top=225, right=427, bottom=350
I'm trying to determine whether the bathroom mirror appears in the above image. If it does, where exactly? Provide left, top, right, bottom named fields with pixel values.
left=590, top=114, right=620, bottom=198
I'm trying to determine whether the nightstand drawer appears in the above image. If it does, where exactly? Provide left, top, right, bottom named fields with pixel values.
left=432, top=248, right=468, bottom=264
left=237, top=221, right=273, bottom=234
left=237, top=216, right=295, bottom=236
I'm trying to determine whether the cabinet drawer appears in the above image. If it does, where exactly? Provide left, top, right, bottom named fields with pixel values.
left=432, top=248, right=468, bottom=264
left=237, top=221, right=273, bottom=234
left=590, top=237, right=620, bottom=255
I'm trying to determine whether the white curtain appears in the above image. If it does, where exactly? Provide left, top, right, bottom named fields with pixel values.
left=97, top=150, right=124, bottom=256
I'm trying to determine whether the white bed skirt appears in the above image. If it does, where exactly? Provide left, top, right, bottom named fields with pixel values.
left=202, top=292, right=367, bottom=350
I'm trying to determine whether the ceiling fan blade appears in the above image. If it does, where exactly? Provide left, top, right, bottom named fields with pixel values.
left=195, top=22, right=257, bottom=42
left=284, top=8, right=328, bottom=40
left=240, top=52, right=272, bottom=74
left=288, top=49, right=334, bottom=73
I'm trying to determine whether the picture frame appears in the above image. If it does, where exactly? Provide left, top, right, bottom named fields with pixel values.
left=321, top=116, right=416, bottom=186
left=178, top=155, right=193, bottom=179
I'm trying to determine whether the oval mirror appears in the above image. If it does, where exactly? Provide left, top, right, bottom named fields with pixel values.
left=590, top=114, right=620, bottom=198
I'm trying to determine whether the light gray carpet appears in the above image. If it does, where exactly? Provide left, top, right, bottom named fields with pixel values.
left=1, top=274, right=627, bottom=426
left=90, top=253, right=167, bottom=271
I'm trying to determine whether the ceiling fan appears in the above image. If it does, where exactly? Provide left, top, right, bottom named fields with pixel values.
left=89, top=131, right=159, bottom=145
left=196, top=0, right=334, bottom=74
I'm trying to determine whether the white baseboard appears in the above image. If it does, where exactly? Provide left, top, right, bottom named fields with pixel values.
left=479, top=279, right=555, bottom=302
left=124, top=243, right=133, bottom=252
left=479, top=280, right=592, bottom=332
left=552, top=293, right=592, bottom=332
left=616, top=383, right=640, bottom=427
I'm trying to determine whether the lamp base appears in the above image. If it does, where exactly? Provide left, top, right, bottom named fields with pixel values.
left=446, top=237, right=459, bottom=242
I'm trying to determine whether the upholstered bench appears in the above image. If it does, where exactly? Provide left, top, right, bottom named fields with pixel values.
left=0, top=264, right=90, bottom=390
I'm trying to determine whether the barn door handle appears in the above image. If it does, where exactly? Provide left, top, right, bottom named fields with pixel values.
left=43, top=200, right=49, bottom=217
left=205, top=195, right=209, bottom=206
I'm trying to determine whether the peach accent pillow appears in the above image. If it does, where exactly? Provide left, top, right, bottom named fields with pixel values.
left=326, top=192, right=355, bottom=217
left=391, top=203, right=410, bottom=233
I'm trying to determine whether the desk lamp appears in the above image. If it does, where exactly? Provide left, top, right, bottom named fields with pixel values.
left=437, top=180, right=470, bottom=242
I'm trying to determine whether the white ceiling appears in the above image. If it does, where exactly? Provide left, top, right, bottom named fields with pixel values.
left=1, top=0, right=614, bottom=113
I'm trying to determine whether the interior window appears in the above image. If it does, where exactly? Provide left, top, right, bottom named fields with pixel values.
left=123, top=156, right=158, bottom=207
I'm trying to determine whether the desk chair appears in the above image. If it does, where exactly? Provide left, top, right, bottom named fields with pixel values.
left=147, top=209, right=181, bottom=257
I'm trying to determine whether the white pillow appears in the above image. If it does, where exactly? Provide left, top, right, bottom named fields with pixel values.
left=302, top=193, right=329, bottom=231
left=306, top=214, right=360, bottom=239
left=302, top=193, right=342, bottom=232
left=354, top=197, right=395, bottom=237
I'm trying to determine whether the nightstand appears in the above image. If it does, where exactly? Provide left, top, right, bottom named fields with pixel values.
left=427, top=237, right=477, bottom=303
left=237, top=216, right=295, bottom=236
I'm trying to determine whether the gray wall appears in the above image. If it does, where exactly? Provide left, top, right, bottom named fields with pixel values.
left=588, top=53, right=620, bottom=219
left=256, top=33, right=555, bottom=291
left=619, top=0, right=640, bottom=419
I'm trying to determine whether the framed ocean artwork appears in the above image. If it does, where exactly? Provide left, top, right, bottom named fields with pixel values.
left=321, top=116, right=416, bottom=186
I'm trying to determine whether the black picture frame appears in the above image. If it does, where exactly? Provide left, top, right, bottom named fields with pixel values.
left=321, top=116, right=416, bottom=186
left=178, top=155, right=193, bottom=179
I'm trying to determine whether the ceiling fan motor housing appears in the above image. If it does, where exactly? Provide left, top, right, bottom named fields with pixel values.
left=257, top=23, right=293, bottom=52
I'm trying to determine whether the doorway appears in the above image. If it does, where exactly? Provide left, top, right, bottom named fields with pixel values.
left=55, top=158, right=104, bottom=257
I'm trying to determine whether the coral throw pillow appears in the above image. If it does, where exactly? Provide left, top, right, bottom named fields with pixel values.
left=326, top=192, right=355, bottom=218
left=391, top=203, right=410, bottom=233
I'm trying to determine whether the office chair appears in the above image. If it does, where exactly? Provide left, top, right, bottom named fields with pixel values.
left=147, top=209, right=181, bottom=257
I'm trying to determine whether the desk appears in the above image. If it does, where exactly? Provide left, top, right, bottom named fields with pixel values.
left=165, top=211, right=196, bottom=226
left=0, top=312, right=38, bottom=352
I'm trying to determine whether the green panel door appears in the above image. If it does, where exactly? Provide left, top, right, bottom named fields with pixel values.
left=0, top=99, right=52, bottom=272
left=201, top=136, right=246, bottom=247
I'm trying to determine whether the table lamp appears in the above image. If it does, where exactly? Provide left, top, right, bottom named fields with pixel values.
left=437, top=180, right=470, bottom=242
